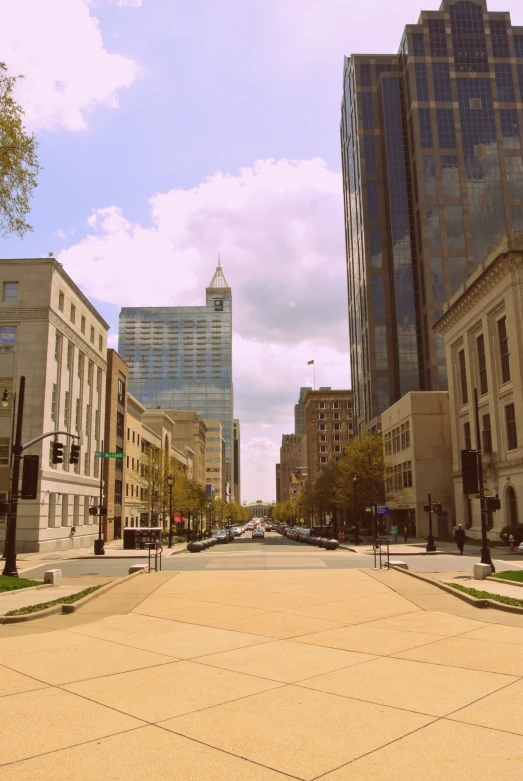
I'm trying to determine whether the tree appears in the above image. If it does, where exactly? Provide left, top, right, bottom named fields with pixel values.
left=334, top=432, right=386, bottom=525
left=0, top=63, right=40, bottom=238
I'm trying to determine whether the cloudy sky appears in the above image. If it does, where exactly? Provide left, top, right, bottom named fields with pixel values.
left=2, top=0, right=521, bottom=502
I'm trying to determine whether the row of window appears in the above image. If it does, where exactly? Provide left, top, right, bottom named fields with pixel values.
left=463, top=402, right=517, bottom=454
left=47, top=493, right=102, bottom=528
left=57, top=290, right=104, bottom=352
left=386, top=461, right=413, bottom=492
left=384, top=421, right=411, bottom=455
left=318, top=423, right=352, bottom=432
left=458, top=315, right=510, bottom=407
left=316, top=401, right=351, bottom=409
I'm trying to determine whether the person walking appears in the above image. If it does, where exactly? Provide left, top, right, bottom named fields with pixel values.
left=403, top=526, right=408, bottom=543
left=390, top=524, right=398, bottom=544
left=454, top=524, right=466, bottom=555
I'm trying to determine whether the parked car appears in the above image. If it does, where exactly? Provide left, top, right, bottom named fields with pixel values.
left=212, top=529, right=229, bottom=544
left=232, top=527, right=243, bottom=537
left=252, top=527, right=265, bottom=539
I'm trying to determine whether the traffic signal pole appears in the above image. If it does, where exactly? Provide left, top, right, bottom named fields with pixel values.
left=2, top=376, right=25, bottom=577
left=425, top=492, right=436, bottom=552
left=94, top=440, right=105, bottom=556
left=473, top=388, right=494, bottom=572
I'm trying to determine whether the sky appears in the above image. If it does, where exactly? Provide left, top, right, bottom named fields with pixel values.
left=2, top=0, right=522, bottom=503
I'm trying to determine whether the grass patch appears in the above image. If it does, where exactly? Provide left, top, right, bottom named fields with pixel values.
left=491, top=570, right=523, bottom=583
left=0, top=575, right=41, bottom=593
left=5, top=584, right=105, bottom=617
left=445, top=582, right=523, bottom=608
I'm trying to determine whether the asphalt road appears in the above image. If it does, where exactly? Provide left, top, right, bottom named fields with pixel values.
left=18, top=532, right=523, bottom=578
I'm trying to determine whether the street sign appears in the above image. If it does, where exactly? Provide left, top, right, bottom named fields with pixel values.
left=376, top=506, right=389, bottom=515
left=95, top=451, right=125, bottom=458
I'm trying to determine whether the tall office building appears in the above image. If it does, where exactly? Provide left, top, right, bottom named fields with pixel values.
left=341, top=0, right=523, bottom=432
left=118, top=260, right=234, bottom=485
left=294, top=387, right=312, bottom=435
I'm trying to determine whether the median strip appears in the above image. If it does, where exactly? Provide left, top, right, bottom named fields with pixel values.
left=5, top=585, right=104, bottom=616
left=445, top=582, right=523, bottom=608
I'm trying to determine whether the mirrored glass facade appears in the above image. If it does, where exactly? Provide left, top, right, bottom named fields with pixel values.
left=341, top=0, right=523, bottom=431
left=118, top=266, right=233, bottom=480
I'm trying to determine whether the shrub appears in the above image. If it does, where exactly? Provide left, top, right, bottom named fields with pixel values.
left=499, top=524, right=523, bottom=545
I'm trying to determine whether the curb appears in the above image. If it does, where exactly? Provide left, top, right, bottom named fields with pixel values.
left=389, top=566, right=523, bottom=615
left=486, top=575, right=523, bottom=589
left=0, top=569, right=146, bottom=624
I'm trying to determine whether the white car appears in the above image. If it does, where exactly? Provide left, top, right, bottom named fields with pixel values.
left=518, top=541, right=523, bottom=552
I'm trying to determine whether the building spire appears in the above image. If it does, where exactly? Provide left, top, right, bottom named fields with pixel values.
left=208, top=255, right=229, bottom=289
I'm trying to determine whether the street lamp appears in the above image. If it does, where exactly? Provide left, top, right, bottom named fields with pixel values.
left=352, top=473, right=359, bottom=546
left=1, top=387, right=16, bottom=562
left=2, top=376, right=25, bottom=577
left=167, top=474, right=174, bottom=548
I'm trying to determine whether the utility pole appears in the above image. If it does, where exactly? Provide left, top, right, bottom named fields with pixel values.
left=2, top=376, right=25, bottom=577
left=473, top=388, right=494, bottom=572
left=424, top=492, right=437, bottom=552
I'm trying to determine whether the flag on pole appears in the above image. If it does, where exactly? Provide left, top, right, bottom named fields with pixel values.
left=308, top=360, right=314, bottom=365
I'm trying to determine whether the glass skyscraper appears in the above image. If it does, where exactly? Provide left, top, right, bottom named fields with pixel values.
left=118, top=262, right=234, bottom=483
left=341, top=0, right=523, bottom=432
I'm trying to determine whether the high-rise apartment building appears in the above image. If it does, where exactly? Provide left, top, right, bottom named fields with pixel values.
left=279, top=434, right=307, bottom=502
left=294, top=387, right=312, bottom=435
left=118, top=261, right=234, bottom=486
left=341, top=0, right=523, bottom=432
left=303, top=389, right=353, bottom=484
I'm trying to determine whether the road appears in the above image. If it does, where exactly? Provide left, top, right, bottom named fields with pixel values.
left=18, top=532, right=523, bottom=579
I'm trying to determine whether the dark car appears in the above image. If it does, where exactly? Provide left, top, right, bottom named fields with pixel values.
left=252, top=527, right=265, bottom=539
left=212, top=529, right=229, bottom=544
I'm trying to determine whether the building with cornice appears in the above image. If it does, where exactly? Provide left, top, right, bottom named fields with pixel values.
left=435, top=232, right=523, bottom=537
left=119, top=259, right=236, bottom=496
left=0, top=257, right=109, bottom=552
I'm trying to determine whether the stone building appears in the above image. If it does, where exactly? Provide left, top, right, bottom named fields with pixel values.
left=382, top=391, right=454, bottom=537
left=275, top=463, right=281, bottom=503
left=0, top=257, right=108, bottom=552
left=279, top=434, right=307, bottom=502
left=102, top=350, right=128, bottom=541
left=303, top=388, right=353, bottom=485
left=165, top=410, right=207, bottom=487
left=435, top=232, right=523, bottom=537
left=204, top=419, right=226, bottom=499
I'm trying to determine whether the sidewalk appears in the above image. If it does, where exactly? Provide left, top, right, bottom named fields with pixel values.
left=0, top=575, right=114, bottom=617
left=430, top=570, right=523, bottom=601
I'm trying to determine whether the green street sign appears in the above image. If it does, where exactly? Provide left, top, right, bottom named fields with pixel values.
left=95, top=451, right=125, bottom=459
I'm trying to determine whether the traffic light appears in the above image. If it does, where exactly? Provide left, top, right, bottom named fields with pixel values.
left=70, top=443, right=80, bottom=465
left=21, top=455, right=39, bottom=499
left=52, top=441, right=64, bottom=464
left=486, top=494, right=501, bottom=512
left=432, top=503, right=442, bottom=514
left=89, top=506, right=98, bottom=516
left=461, top=449, right=479, bottom=494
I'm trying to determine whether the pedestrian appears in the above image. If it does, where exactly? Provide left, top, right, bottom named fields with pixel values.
left=403, top=526, right=408, bottom=543
left=155, top=536, right=163, bottom=554
left=509, top=534, right=515, bottom=553
left=390, top=524, right=398, bottom=544
left=454, top=524, right=466, bottom=555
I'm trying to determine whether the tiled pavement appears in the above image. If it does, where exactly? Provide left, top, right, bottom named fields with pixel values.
left=1, top=568, right=523, bottom=779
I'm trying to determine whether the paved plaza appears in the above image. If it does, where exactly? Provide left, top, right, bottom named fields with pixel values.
left=1, top=566, right=523, bottom=780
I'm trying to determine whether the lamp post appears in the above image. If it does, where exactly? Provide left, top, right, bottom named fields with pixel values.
left=352, top=473, right=359, bottom=546
left=2, top=376, right=25, bottom=577
left=1, top=386, right=17, bottom=561
left=167, top=474, right=174, bottom=548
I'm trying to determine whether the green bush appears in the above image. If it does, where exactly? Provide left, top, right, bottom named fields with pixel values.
left=499, top=524, right=523, bottom=545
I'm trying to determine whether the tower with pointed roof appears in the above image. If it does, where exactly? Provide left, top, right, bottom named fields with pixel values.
left=118, top=256, right=236, bottom=502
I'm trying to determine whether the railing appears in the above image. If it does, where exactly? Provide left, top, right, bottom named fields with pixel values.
left=373, top=536, right=391, bottom=570
left=145, top=543, right=162, bottom=573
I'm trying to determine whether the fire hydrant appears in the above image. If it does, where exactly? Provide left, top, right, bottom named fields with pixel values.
left=509, top=534, right=515, bottom=553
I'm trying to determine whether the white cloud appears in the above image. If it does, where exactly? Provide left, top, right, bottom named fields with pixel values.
left=58, top=157, right=350, bottom=501
left=54, top=229, right=66, bottom=240
left=106, top=0, right=142, bottom=6
left=0, top=0, right=139, bottom=131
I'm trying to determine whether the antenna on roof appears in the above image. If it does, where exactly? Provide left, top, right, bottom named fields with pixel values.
left=218, top=252, right=221, bottom=268
left=49, top=252, right=54, bottom=257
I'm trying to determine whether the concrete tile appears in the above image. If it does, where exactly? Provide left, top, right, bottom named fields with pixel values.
left=132, top=595, right=210, bottom=615
left=69, top=614, right=193, bottom=641
left=301, top=656, right=517, bottom=716
left=1, top=639, right=174, bottom=684
left=0, top=726, right=292, bottom=781
left=395, top=636, right=523, bottom=676
left=295, top=624, right=444, bottom=655
left=117, top=624, right=272, bottom=658
left=449, top=678, right=523, bottom=734
left=0, top=629, right=98, bottom=658
left=461, top=624, right=523, bottom=645
left=162, top=685, right=433, bottom=780
left=289, top=596, right=419, bottom=625
left=0, top=687, right=143, bottom=765
left=197, top=639, right=373, bottom=683
left=367, top=610, right=489, bottom=636
left=64, top=659, right=282, bottom=722
left=132, top=601, right=268, bottom=627
left=320, top=718, right=523, bottom=781
left=0, top=665, right=48, bottom=697
left=224, top=592, right=323, bottom=611
left=211, top=610, right=347, bottom=638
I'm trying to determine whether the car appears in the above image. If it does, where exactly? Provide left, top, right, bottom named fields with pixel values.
left=518, top=542, right=523, bottom=552
left=212, top=529, right=229, bottom=544
left=252, top=527, right=265, bottom=539
left=232, top=527, right=242, bottom=537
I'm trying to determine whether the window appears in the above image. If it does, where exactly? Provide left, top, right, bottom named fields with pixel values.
left=428, top=19, right=446, bottom=56
left=118, top=378, right=125, bottom=404
left=70, top=304, right=76, bottom=324
left=66, top=342, right=74, bottom=371
left=0, top=437, right=9, bottom=466
left=319, top=456, right=328, bottom=465
left=441, top=155, right=461, bottom=198
left=445, top=205, right=465, bottom=249
left=498, top=316, right=510, bottom=383
left=58, top=291, right=64, bottom=312
left=495, top=63, right=515, bottom=103
left=3, top=282, right=18, bottom=302
left=332, top=402, right=339, bottom=409
left=364, top=135, right=376, bottom=174
left=127, top=427, right=130, bottom=441
left=90, top=326, right=95, bottom=344
left=505, top=403, right=518, bottom=450
left=359, top=63, right=371, bottom=86
left=75, top=398, right=81, bottom=431
left=64, top=391, right=70, bottom=427
left=51, top=384, right=58, bottom=421
left=99, top=335, right=103, bottom=351
left=85, top=404, right=91, bottom=435
left=116, top=412, right=125, bottom=439
left=490, top=20, right=509, bottom=58
left=482, top=413, right=492, bottom=454
left=319, top=413, right=326, bottom=421
left=319, top=446, right=327, bottom=453
left=412, top=33, right=425, bottom=56
left=449, top=257, right=468, bottom=296
left=114, top=481, right=123, bottom=506
left=54, top=332, right=62, bottom=362
left=115, top=448, right=123, bottom=473
left=81, top=316, right=86, bottom=334
left=507, top=485, right=518, bottom=524
left=432, top=62, right=451, bottom=101
left=436, top=108, right=456, bottom=148
left=402, top=461, right=412, bottom=488
left=477, top=334, right=487, bottom=395
left=0, top=326, right=17, bottom=353
left=415, top=63, right=429, bottom=101
left=367, top=180, right=379, bottom=220
left=333, top=423, right=341, bottom=431
left=318, top=424, right=326, bottom=431
left=458, top=350, right=468, bottom=405
left=463, top=421, right=472, bottom=451
left=418, top=108, right=433, bottom=148
left=78, top=352, right=84, bottom=378
left=333, top=412, right=340, bottom=420
left=431, top=257, right=445, bottom=303
left=361, top=92, right=374, bottom=130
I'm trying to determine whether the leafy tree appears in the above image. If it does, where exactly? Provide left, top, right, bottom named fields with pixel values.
left=0, top=63, right=40, bottom=238
left=334, top=431, right=386, bottom=522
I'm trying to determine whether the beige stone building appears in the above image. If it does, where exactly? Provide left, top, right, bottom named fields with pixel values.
left=279, top=434, right=307, bottom=502
left=303, top=388, right=353, bottom=485
left=382, top=392, right=454, bottom=538
left=204, top=420, right=226, bottom=499
left=0, top=257, right=108, bottom=552
left=165, top=410, right=207, bottom=487
left=435, top=232, right=523, bottom=538
left=102, top=350, right=128, bottom=541
left=124, top=394, right=145, bottom=528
